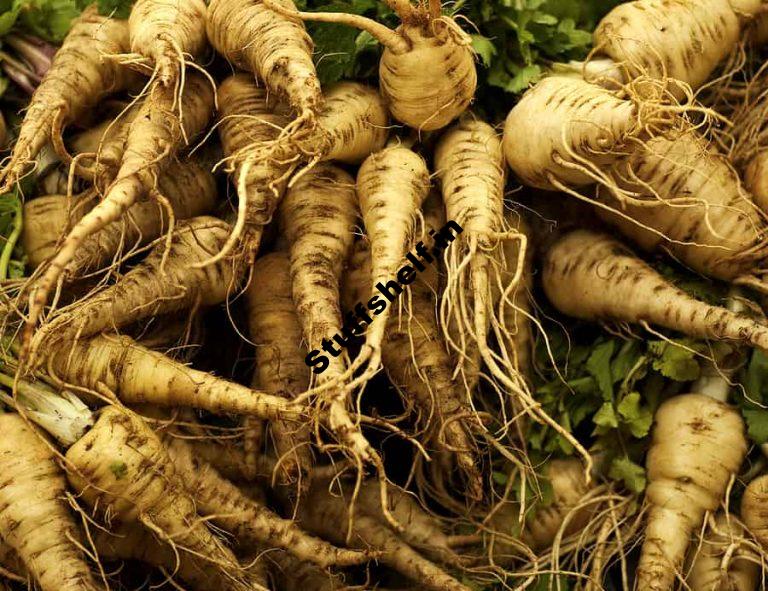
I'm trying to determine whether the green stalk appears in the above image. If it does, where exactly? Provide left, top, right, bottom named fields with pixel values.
left=0, top=197, right=22, bottom=281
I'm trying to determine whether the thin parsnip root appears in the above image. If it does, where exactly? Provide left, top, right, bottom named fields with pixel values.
left=0, top=6, right=138, bottom=191
left=164, top=436, right=370, bottom=567
left=542, top=229, right=768, bottom=352
left=23, top=159, right=217, bottom=274
left=207, top=0, right=323, bottom=126
left=596, top=132, right=767, bottom=282
left=296, top=480, right=471, bottom=591
left=25, top=70, right=216, bottom=343
left=94, top=522, right=255, bottom=591
left=66, top=406, right=254, bottom=591
left=686, top=514, right=759, bottom=591
left=356, top=145, right=431, bottom=377
left=498, top=211, right=534, bottom=382
left=343, top=236, right=482, bottom=498
left=28, top=217, right=240, bottom=363
left=48, top=334, right=300, bottom=420
left=503, top=76, right=647, bottom=190
left=489, top=458, right=598, bottom=565
left=0, top=413, right=99, bottom=591
left=128, top=0, right=208, bottom=86
left=593, top=0, right=740, bottom=96
left=271, top=0, right=476, bottom=130
left=354, top=480, right=461, bottom=564
left=435, top=115, right=514, bottom=395
left=278, top=164, right=374, bottom=463
left=638, top=394, right=747, bottom=590
left=248, top=252, right=313, bottom=486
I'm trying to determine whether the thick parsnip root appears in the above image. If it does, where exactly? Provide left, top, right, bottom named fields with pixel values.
left=343, top=236, right=482, bottom=498
left=248, top=252, right=313, bottom=485
left=94, top=522, right=257, bottom=591
left=0, top=413, right=99, bottom=591
left=270, top=0, right=476, bottom=130
left=216, top=74, right=292, bottom=262
left=278, top=164, right=374, bottom=463
left=543, top=229, right=768, bottom=352
left=128, top=0, right=208, bottom=86
left=28, top=217, right=240, bottom=364
left=638, top=394, right=747, bottom=590
left=165, top=437, right=370, bottom=567
left=741, top=474, right=768, bottom=549
left=66, top=407, right=254, bottom=591
left=356, top=145, right=431, bottom=379
left=25, top=71, right=216, bottom=344
left=23, top=159, right=217, bottom=274
left=215, top=76, right=388, bottom=263
left=22, top=194, right=91, bottom=270
left=596, top=132, right=767, bottom=282
left=302, top=81, right=390, bottom=165
left=503, top=76, right=649, bottom=190
left=593, top=0, right=740, bottom=96
left=0, top=6, right=138, bottom=191
left=49, top=334, right=301, bottom=420
left=296, top=481, right=471, bottom=591
left=73, top=158, right=217, bottom=276
left=435, top=115, right=518, bottom=397
left=207, top=0, right=323, bottom=128
left=686, top=514, right=759, bottom=591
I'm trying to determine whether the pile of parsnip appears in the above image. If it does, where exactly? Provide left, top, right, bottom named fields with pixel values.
left=5, top=0, right=768, bottom=590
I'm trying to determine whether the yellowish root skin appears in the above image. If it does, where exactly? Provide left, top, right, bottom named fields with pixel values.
left=638, top=394, right=748, bottom=591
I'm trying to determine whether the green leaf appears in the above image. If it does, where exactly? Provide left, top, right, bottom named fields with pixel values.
left=16, top=0, right=82, bottom=42
left=609, top=456, right=646, bottom=493
left=744, top=409, right=768, bottom=445
left=743, top=350, right=768, bottom=403
left=97, top=0, right=133, bottom=18
left=0, top=0, right=19, bottom=36
left=471, top=34, right=497, bottom=67
left=593, top=401, right=619, bottom=429
left=648, top=340, right=701, bottom=382
left=617, top=392, right=654, bottom=438
left=586, top=340, right=615, bottom=400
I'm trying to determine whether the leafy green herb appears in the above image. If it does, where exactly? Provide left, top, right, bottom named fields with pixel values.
left=736, top=350, right=768, bottom=444
left=608, top=455, right=646, bottom=493
left=97, top=0, right=133, bottom=19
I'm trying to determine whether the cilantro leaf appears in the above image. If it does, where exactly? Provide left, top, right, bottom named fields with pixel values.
left=744, top=409, right=768, bottom=445
left=617, top=392, right=654, bottom=438
left=609, top=456, right=646, bottom=493
left=648, top=340, right=701, bottom=382
left=97, top=0, right=134, bottom=19
left=586, top=340, right=615, bottom=400
left=593, top=401, right=619, bottom=429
